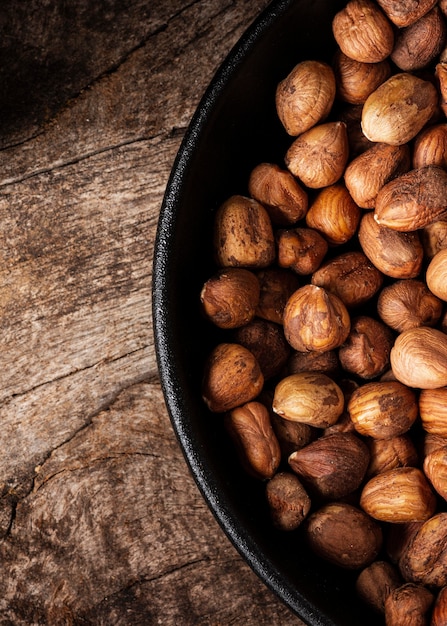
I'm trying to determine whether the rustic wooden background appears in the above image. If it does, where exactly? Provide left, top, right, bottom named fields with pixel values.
left=0, top=1, right=304, bottom=623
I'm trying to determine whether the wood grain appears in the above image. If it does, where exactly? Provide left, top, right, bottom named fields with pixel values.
left=0, top=0, right=303, bottom=624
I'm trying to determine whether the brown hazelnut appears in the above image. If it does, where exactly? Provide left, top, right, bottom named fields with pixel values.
left=255, top=268, right=300, bottom=325
left=348, top=381, right=418, bottom=440
left=413, top=124, right=447, bottom=170
left=344, top=142, right=411, bottom=209
left=283, top=284, right=351, bottom=353
left=366, top=435, right=419, bottom=478
left=391, top=6, right=446, bottom=71
left=399, top=512, right=447, bottom=587
left=213, top=195, right=275, bottom=268
left=421, top=219, right=447, bottom=259
left=200, top=268, right=260, bottom=329
left=287, top=349, right=340, bottom=377
left=272, top=372, right=344, bottom=428
left=384, top=583, right=434, bottom=626
left=338, top=315, right=394, bottom=380
left=358, top=211, right=423, bottom=279
left=332, top=0, right=394, bottom=63
left=202, top=343, right=264, bottom=413
left=288, top=432, right=370, bottom=500
left=270, top=412, right=316, bottom=458
left=233, top=318, right=290, bottom=380
left=305, top=502, right=383, bottom=569
left=419, top=387, right=447, bottom=437
left=333, top=49, right=391, bottom=105
left=275, top=60, right=336, bottom=136
left=305, top=184, right=361, bottom=245
left=360, top=467, right=437, bottom=523
left=377, top=279, right=443, bottom=332
left=285, top=121, right=349, bottom=189
left=361, top=73, right=438, bottom=146
left=432, top=586, right=447, bottom=626
left=277, top=227, right=328, bottom=275
left=311, top=251, right=384, bottom=308
left=426, top=248, right=447, bottom=301
left=265, top=471, right=311, bottom=531
left=338, top=104, right=373, bottom=157
left=436, top=61, right=447, bottom=118
left=423, top=445, right=447, bottom=500
left=390, top=327, right=447, bottom=389
left=248, top=162, right=308, bottom=225
left=356, top=561, right=402, bottom=614
left=376, top=0, right=438, bottom=27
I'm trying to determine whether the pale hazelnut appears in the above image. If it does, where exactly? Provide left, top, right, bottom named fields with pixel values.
left=361, top=73, right=438, bottom=146
left=360, top=467, right=437, bottom=523
left=377, top=279, right=443, bottom=332
left=390, top=327, right=447, bottom=389
left=283, top=284, right=351, bottom=353
left=275, top=60, right=336, bottom=136
left=265, top=471, right=311, bottom=531
left=426, top=248, right=447, bottom=301
left=358, top=211, right=423, bottom=279
left=305, top=183, right=361, bottom=245
left=276, top=227, right=328, bottom=275
left=391, top=6, right=446, bottom=71
left=332, top=0, right=394, bottom=63
left=248, top=162, right=308, bottom=225
left=285, top=121, right=349, bottom=189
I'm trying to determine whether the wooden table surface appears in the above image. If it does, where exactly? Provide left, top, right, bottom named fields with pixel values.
left=0, top=1, right=305, bottom=623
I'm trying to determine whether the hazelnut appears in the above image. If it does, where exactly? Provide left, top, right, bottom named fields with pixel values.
left=287, top=349, right=340, bottom=377
left=255, top=268, right=300, bottom=325
left=213, top=195, right=275, bottom=268
left=399, top=512, right=447, bottom=587
left=305, top=502, right=383, bottom=569
left=339, top=103, right=373, bottom=157
left=200, top=268, right=260, bottom=329
left=311, top=251, right=384, bottom=308
left=265, top=471, right=311, bottom=531
left=248, top=162, right=308, bottom=225
left=270, top=412, right=316, bottom=458
left=338, top=315, right=394, bottom=380
left=377, top=279, right=443, bottom=332
left=332, top=0, right=394, bottom=63
left=374, top=166, right=447, bottom=232
left=305, top=183, right=361, bottom=245
left=390, top=6, right=446, bottom=71
left=358, top=211, right=423, bottom=279
left=275, top=60, right=336, bottom=136
left=283, top=284, right=351, bottom=353
left=361, top=73, right=438, bottom=146
left=426, top=248, right=447, bottom=301
left=376, top=0, right=438, bottom=27
left=225, top=401, right=281, bottom=480
left=366, top=435, right=419, bottom=478
left=356, top=561, right=402, bottom=614
left=419, top=387, right=447, bottom=437
left=421, top=219, right=447, bottom=259
left=347, top=381, right=418, bottom=440
left=390, top=327, right=447, bottom=389
left=272, top=372, right=344, bottom=428
left=432, top=586, right=447, bottom=626
left=233, top=318, right=290, bottom=380
left=333, top=49, right=391, bottom=105
left=384, top=583, right=434, bottom=626
left=288, top=431, right=370, bottom=500
left=276, top=227, right=328, bottom=275
left=202, top=343, right=264, bottom=412
left=360, top=467, right=437, bottom=523
left=423, top=446, right=447, bottom=500
left=344, top=142, right=411, bottom=209
left=285, top=121, right=349, bottom=189
left=413, top=124, right=447, bottom=170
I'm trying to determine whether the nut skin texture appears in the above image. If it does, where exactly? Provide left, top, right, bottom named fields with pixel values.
left=288, top=432, right=370, bottom=500
left=338, top=315, right=394, bottom=380
left=275, top=60, right=336, bottom=136
left=377, top=279, right=443, bottom=333
left=213, top=195, right=275, bottom=269
left=358, top=211, right=423, bottom=279
left=265, top=471, right=311, bottom=531
left=361, top=74, right=438, bottom=146
left=248, top=163, right=308, bottom=226
left=200, top=268, right=260, bottom=329
left=339, top=103, right=374, bottom=158
left=348, top=381, right=418, bottom=440
left=399, top=512, right=447, bottom=588
left=332, top=0, right=394, bottom=63
left=419, top=387, right=447, bottom=437
left=285, top=121, right=349, bottom=189
left=426, top=248, right=447, bottom=301
left=233, top=319, right=290, bottom=381
left=360, top=467, right=437, bottom=524
left=436, top=62, right=447, bottom=118
left=277, top=227, right=328, bottom=275
left=272, top=372, right=344, bottom=428
left=391, top=6, right=446, bottom=71
left=432, top=586, right=447, bottom=626
left=421, top=219, right=447, bottom=259
left=374, top=166, right=447, bottom=232
left=333, top=50, right=391, bottom=105
left=306, top=502, right=383, bottom=570
left=390, top=327, right=447, bottom=389
left=305, top=184, right=361, bottom=245
left=287, top=349, right=340, bottom=378
left=376, top=0, right=438, bottom=27
left=413, top=124, right=447, bottom=170
left=311, top=251, right=383, bottom=309
left=423, top=446, right=447, bottom=501
left=225, top=401, right=281, bottom=480
left=255, top=268, right=300, bottom=325
left=384, top=583, right=434, bottom=626
left=356, top=560, right=402, bottom=614
left=344, top=142, right=411, bottom=209
left=270, top=412, right=315, bottom=459
left=202, top=343, right=264, bottom=413
left=283, top=284, right=351, bottom=353
left=366, top=435, right=419, bottom=478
